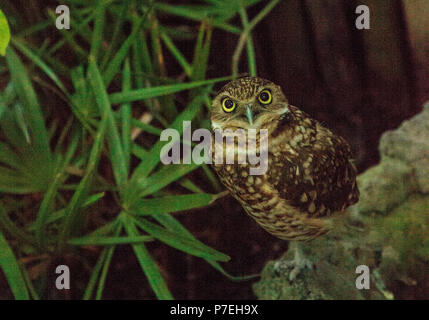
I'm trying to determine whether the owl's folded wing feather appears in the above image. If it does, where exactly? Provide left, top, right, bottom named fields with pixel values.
left=271, top=122, right=359, bottom=218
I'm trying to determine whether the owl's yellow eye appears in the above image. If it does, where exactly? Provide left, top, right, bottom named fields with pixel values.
left=222, top=98, right=236, bottom=113
left=258, top=89, right=272, bottom=105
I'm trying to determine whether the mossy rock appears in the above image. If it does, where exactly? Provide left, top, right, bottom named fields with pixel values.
left=253, top=228, right=385, bottom=300
left=253, top=194, right=429, bottom=300
left=370, top=194, right=429, bottom=288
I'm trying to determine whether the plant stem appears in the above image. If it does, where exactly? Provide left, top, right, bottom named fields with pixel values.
left=232, top=0, right=280, bottom=78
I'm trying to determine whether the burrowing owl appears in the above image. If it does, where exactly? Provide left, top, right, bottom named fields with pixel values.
left=211, top=77, right=359, bottom=279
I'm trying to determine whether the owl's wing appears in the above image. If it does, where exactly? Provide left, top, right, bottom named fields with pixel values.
left=271, top=123, right=359, bottom=218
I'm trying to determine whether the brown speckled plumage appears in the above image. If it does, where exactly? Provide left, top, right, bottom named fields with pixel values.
left=211, top=77, right=359, bottom=242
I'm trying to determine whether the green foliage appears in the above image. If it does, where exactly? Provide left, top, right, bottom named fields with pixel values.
left=0, top=9, right=11, bottom=56
left=0, top=0, right=279, bottom=299
left=0, top=229, right=29, bottom=299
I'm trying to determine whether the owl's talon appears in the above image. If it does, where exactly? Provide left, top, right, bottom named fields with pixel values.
left=288, top=257, right=313, bottom=281
left=273, top=242, right=313, bottom=281
left=273, top=256, right=313, bottom=281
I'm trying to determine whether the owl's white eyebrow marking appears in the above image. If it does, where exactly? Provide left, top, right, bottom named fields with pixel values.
left=211, top=121, right=222, bottom=130
left=278, top=106, right=290, bottom=114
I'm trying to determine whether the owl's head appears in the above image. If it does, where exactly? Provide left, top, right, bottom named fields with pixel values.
left=211, top=77, right=289, bottom=131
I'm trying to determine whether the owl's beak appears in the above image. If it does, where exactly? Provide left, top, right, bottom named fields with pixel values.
left=245, top=106, right=254, bottom=125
